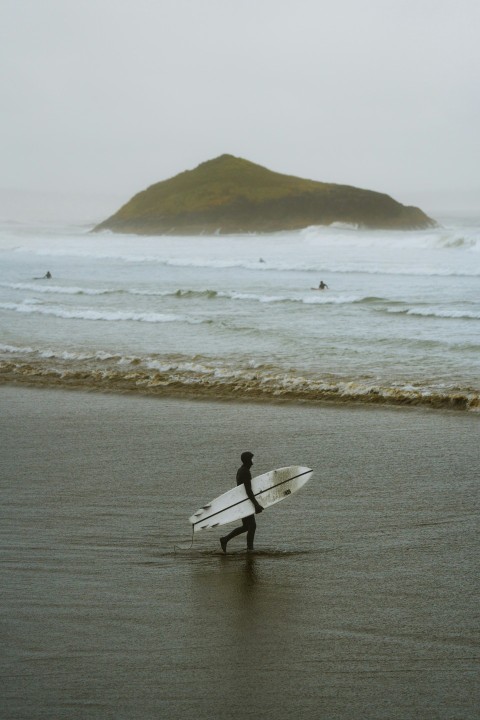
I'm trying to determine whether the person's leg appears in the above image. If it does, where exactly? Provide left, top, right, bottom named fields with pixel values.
left=224, top=524, right=247, bottom=541
left=245, top=515, right=256, bottom=550
left=220, top=520, right=248, bottom=552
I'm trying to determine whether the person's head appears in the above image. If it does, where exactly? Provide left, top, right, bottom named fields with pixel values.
left=241, top=451, right=254, bottom=467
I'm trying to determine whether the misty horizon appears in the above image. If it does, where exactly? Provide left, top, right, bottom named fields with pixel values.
left=1, top=0, right=479, bottom=223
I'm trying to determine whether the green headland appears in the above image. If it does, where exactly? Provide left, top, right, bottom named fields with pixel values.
left=93, top=154, right=436, bottom=235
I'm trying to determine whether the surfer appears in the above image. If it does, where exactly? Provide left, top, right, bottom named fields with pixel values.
left=220, top=451, right=263, bottom=553
left=318, top=280, right=328, bottom=289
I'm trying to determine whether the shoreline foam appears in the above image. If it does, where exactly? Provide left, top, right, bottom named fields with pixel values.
left=1, top=356, right=478, bottom=412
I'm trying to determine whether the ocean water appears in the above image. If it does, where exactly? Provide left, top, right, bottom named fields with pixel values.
left=0, top=216, right=479, bottom=410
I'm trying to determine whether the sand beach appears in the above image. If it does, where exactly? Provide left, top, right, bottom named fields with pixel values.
left=1, top=386, right=478, bottom=719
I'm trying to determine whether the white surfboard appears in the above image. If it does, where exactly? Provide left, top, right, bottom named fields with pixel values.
left=189, top=465, right=313, bottom=532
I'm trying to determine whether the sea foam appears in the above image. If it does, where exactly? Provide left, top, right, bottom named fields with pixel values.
left=0, top=301, right=205, bottom=324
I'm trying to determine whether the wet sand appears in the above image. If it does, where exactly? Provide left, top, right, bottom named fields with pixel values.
left=1, top=387, right=478, bottom=719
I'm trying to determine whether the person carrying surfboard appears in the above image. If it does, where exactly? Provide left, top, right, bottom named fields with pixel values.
left=220, top=451, right=263, bottom=553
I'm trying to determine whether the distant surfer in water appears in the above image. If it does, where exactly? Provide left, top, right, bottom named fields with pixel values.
left=220, top=451, right=263, bottom=553
left=311, top=280, right=328, bottom=290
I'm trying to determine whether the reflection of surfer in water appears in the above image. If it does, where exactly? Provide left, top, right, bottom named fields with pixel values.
left=220, top=451, right=263, bottom=553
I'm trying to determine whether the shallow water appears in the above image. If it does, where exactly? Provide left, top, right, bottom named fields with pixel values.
left=1, top=218, right=479, bottom=410
left=1, top=388, right=478, bottom=719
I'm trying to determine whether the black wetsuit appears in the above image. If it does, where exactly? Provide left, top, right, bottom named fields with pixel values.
left=222, top=463, right=256, bottom=549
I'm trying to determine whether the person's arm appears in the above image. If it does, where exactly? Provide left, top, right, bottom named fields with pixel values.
left=244, top=472, right=263, bottom=513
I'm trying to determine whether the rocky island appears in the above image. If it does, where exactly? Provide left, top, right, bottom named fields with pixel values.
left=93, top=154, right=435, bottom=235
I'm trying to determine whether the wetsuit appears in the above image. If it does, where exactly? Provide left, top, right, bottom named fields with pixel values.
left=222, top=463, right=257, bottom=549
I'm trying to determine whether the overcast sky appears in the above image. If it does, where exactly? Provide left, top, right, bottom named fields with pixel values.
left=1, top=0, right=479, bottom=215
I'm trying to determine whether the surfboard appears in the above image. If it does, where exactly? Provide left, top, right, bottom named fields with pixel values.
left=189, top=465, right=313, bottom=532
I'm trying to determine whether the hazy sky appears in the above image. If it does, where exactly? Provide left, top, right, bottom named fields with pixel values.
left=1, top=0, right=479, bottom=214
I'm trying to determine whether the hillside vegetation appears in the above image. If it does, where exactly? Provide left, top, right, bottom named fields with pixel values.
left=94, top=155, right=435, bottom=234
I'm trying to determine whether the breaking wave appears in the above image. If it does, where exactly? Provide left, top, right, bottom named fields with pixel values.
left=14, top=256, right=480, bottom=277
left=0, top=282, right=111, bottom=295
left=0, top=301, right=207, bottom=324
left=2, top=294, right=478, bottom=326
left=0, top=348, right=478, bottom=412
left=0, top=282, right=402, bottom=307
left=2, top=253, right=479, bottom=279
left=300, top=224, right=480, bottom=251
left=386, top=306, right=480, bottom=320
